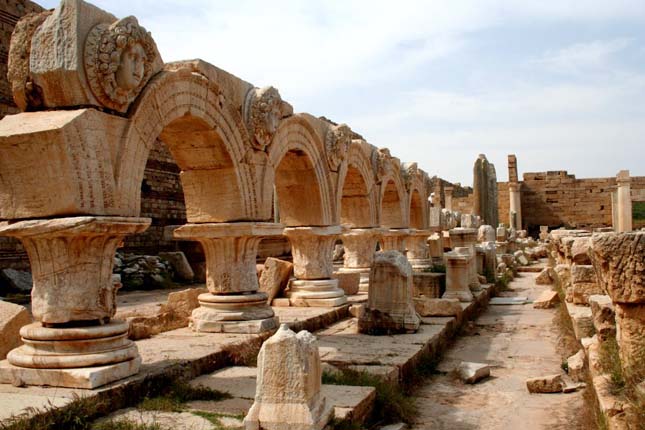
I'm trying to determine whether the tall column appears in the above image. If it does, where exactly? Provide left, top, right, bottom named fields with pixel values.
left=508, top=182, right=522, bottom=230
left=173, top=222, right=282, bottom=333
left=616, top=170, right=632, bottom=233
left=444, top=186, right=453, bottom=211
left=284, top=226, right=347, bottom=307
left=0, top=216, right=150, bottom=389
left=338, top=228, right=382, bottom=293
left=449, top=227, right=480, bottom=291
left=380, top=228, right=410, bottom=253
left=406, top=229, right=433, bottom=271
left=442, top=247, right=474, bottom=302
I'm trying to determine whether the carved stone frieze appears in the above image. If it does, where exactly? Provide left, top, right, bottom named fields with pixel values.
left=325, top=123, right=351, bottom=170
left=243, top=86, right=293, bottom=150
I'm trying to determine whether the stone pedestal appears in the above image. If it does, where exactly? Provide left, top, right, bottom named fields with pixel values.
left=358, top=251, right=420, bottom=334
left=450, top=228, right=480, bottom=291
left=406, top=229, right=433, bottom=271
left=380, top=228, right=410, bottom=253
left=0, top=216, right=149, bottom=388
left=442, top=247, right=474, bottom=302
left=427, top=232, right=444, bottom=265
left=244, top=324, right=333, bottom=430
left=539, top=225, right=549, bottom=242
left=338, top=228, right=381, bottom=294
left=173, top=223, right=282, bottom=333
left=284, top=226, right=347, bottom=307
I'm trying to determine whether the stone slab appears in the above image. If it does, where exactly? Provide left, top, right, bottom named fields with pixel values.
left=489, top=297, right=530, bottom=305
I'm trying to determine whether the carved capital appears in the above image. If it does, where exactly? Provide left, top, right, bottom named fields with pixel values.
left=325, top=123, right=351, bottom=170
left=244, top=86, right=293, bottom=151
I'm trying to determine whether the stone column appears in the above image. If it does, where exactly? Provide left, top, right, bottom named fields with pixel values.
left=444, top=186, right=453, bottom=211
left=508, top=183, right=522, bottom=230
left=244, top=324, right=334, bottom=430
left=406, top=229, right=433, bottom=271
left=0, top=216, right=150, bottom=389
left=589, top=231, right=644, bottom=381
left=442, top=247, right=474, bottom=302
left=338, top=228, right=382, bottom=293
left=284, top=226, right=347, bottom=307
left=615, top=170, right=632, bottom=233
left=173, top=222, right=282, bottom=333
left=449, top=228, right=480, bottom=291
left=380, top=228, right=410, bottom=253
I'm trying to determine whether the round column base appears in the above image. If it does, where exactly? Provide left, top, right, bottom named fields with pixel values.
left=442, top=290, right=474, bottom=303
left=287, top=279, right=348, bottom=307
left=190, top=292, right=279, bottom=334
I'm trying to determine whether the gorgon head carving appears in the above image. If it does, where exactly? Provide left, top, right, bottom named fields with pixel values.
left=325, top=123, right=352, bottom=170
left=244, top=86, right=293, bottom=151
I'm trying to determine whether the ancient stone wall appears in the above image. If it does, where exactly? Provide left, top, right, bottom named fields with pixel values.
left=497, top=182, right=509, bottom=227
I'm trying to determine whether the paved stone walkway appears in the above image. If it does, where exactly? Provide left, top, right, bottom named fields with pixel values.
left=410, top=271, right=592, bottom=430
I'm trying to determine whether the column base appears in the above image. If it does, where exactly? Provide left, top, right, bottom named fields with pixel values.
left=442, top=290, right=474, bottom=302
left=337, top=267, right=370, bottom=294
left=190, top=292, right=279, bottom=334
left=287, top=279, right=348, bottom=307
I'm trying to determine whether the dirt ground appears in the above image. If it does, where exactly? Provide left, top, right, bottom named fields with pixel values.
left=410, top=271, right=595, bottom=430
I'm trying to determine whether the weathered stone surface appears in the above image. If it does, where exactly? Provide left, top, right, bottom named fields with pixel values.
left=119, top=254, right=175, bottom=290
left=614, top=303, right=645, bottom=379
left=570, top=237, right=591, bottom=265
left=412, top=272, right=443, bottom=299
left=514, top=250, right=529, bottom=266
left=413, top=297, right=462, bottom=317
left=443, top=248, right=474, bottom=302
left=567, top=350, right=586, bottom=383
left=589, top=231, right=645, bottom=303
left=333, top=272, right=360, bottom=296
left=472, top=154, right=498, bottom=227
left=0, top=301, right=32, bottom=359
left=553, top=264, right=571, bottom=292
left=358, top=251, right=420, bottom=335
left=526, top=374, right=564, bottom=393
left=571, top=264, right=597, bottom=284
left=244, top=325, right=334, bottom=430
left=533, top=290, right=559, bottom=309
left=158, top=251, right=194, bottom=281
left=457, top=362, right=490, bottom=384
left=0, top=269, right=32, bottom=294
left=589, top=295, right=616, bottom=342
left=535, top=268, right=553, bottom=285
left=259, top=258, right=293, bottom=303
left=477, top=225, right=496, bottom=243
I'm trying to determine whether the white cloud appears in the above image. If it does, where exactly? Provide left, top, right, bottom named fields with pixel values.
left=531, top=38, right=632, bottom=75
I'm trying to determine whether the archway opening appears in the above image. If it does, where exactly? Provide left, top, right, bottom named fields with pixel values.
left=410, top=189, right=424, bottom=229
left=340, top=165, right=372, bottom=228
left=381, top=179, right=404, bottom=228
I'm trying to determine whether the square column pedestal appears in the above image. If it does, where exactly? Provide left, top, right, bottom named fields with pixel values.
left=0, top=216, right=150, bottom=389
left=337, top=228, right=382, bottom=294
left=406, top=229, right=433, bottom=271
left=284, top=226, right=348, bottom=307
left=442, top=247, right=474, bottom=302
left=449, top=227, right=481, bottom=291
left=173, top=223, right=283, bottom=334
left=381, top=228, right=410, bottom=253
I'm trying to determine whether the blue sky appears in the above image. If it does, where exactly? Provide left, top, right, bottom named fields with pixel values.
left=40, top=0, right=645, bottom=184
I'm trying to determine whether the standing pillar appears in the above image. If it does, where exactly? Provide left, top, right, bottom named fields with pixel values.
left=406, top=229, right=433, bottom=271
left=615, top=170, right=632, bottom=233
left=338, top=228, right=382, bottom=294
left=284, top=226, right=348, bottom=307
left=0, top=216, right=150, bottom=389
left=442, top=247, right=474, bottom=302
left=444, top=186, right=453, bottom=211
left=449, top=227, right=480, bottom=291
left=508, top=182, right=522, bottom=230
left=174, top=223, right=282, bottom=333
left=380, top=228, right=410, bottom=253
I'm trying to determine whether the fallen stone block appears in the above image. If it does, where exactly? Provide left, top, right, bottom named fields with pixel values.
left=514, top=250, right=529, bottom=266
left=567, top=350, right=586, bottom=383
left=349, top=304, right=365, bottom=318
left=334, top=271, right=360, bottom=296
left=413, top=297, right=462, bottom=317
left=272, top=298, right=291, bottom=307
left=259, top=257, right=293, bottom=303
left=526, top=374, right=564, bottom=393
left=457, top=362, right=490, bottom=384
left=158, top=251, right=194, bottom=281
left=533, top=290, right=560, bottom=309
left=0, top=300, right=32, bottom=359
left=535, top=268, right=553, bottom=285
left=589, top=295, right=616, bottom=342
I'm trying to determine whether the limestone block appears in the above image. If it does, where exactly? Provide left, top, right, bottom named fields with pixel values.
left=514, top=250, right=529, bottom=266
left=0, top=301, right=32, bottom=359
left=443, top=248, right=474, bottom=302
left=589, top=231, right=645, bottom=303
left=158, top=252, right=194, bottom=281
left=496, top=224, right=507, bottom=242
left=477, top=225, right=495, bottom=243
left=412, top=272, right=443, bottom=299
left=614, top=303, right=645, bottom=379
left=413, top=297, right=462, bottom=317
left=535, top=268, right=553, bottom=285
left=259, top=258, right=293, bottom=303
left=553, top=264, right=571, bottom=292
left=526, top=374, right=564, bottom=393
left=533, top=290, right=559, bottom=309
left=571, top=265, right=597, bottom=284
left=333, top=272, right=360, bottom=296
left=244, top=325, right=334, bottom=430
left=567, top=350, right=586, bottom=383
left=358, top=251, right=420, bottom=335
left=589, top=295, right=616, bottom=342
left=570, top=237, right=592, bottom=265
left=457, top=362, right=490, bottom=384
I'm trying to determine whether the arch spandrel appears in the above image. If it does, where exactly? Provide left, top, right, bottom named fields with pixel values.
left=336, top=140, right=378, bottom=228
left=269, top=114, right=335, bottom=226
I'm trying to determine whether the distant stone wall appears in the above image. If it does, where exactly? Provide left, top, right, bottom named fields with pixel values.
left=452, top=194, right=474, bottom=214
left=497, top=182, right=509, bottom=226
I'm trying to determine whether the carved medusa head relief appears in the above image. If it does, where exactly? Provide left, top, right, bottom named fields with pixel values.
left=84, top=16, right=158, bottom=112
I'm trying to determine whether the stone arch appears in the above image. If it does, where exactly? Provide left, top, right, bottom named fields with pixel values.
left=269, top=115, right=333, bottom=226
left=409, top=188, right=425, bottom=229
left=379, top=171, right=408, bottom=228
left=116, top=66, right=265, bottom=222
left=336, top=141, right=378, bottom=228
